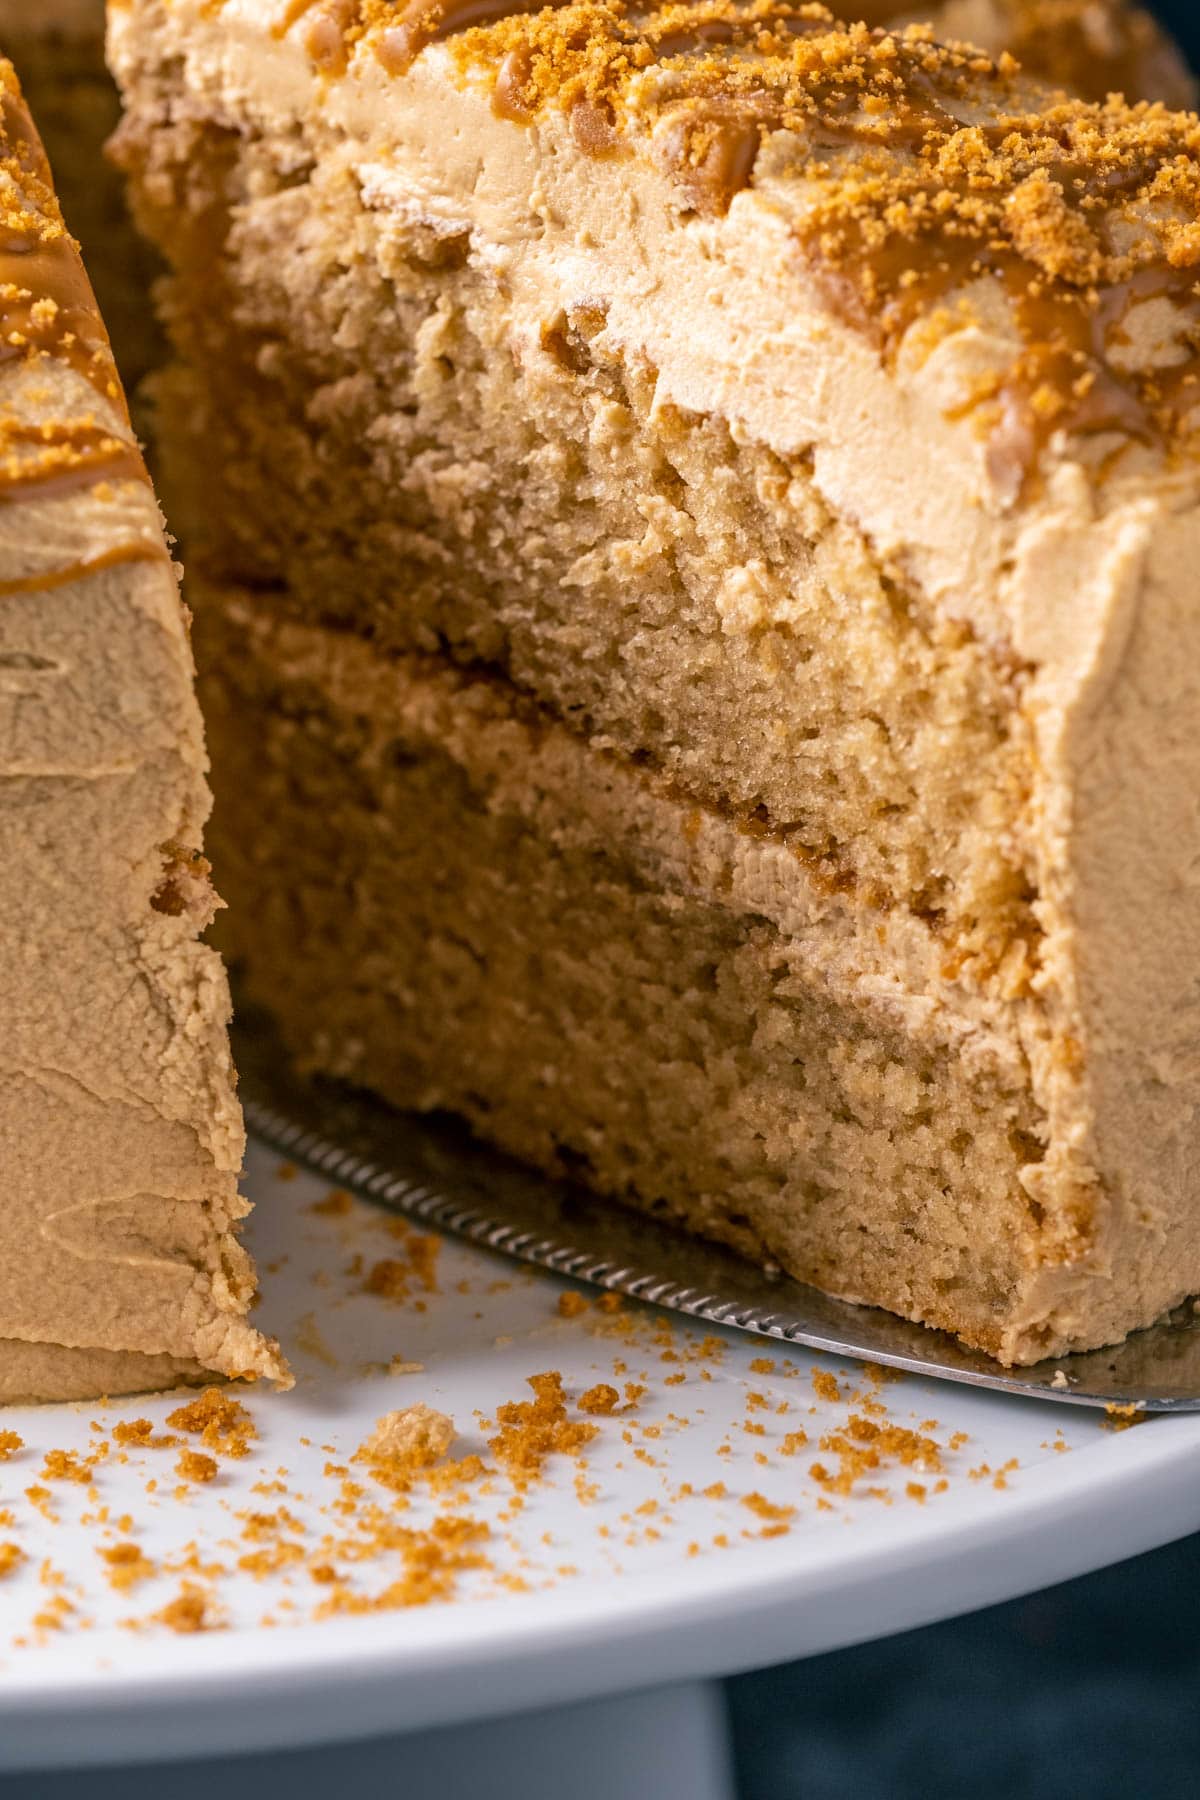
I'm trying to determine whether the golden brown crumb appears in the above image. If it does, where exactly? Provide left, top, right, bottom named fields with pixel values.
left=362, top=1229, right=442, bottom=1304
left=811, top=1369, right=841, bottom=1403
left=0, top=1432, right=23, bottom=1461
left=0, top=1543, right=22, bottom=1579
left=810, top=1414, right=945, bottom=1496
left=31, top=1595, right=74, bottom=1634
left=353, top=1404, right=456, bottom=1494
left=577, top=1383, right=621, bottom=1416
left=741, top=1491, right=796, bottom=1524
left=153, top=1583, right=218, bottom=1634
left=112, top=1418, right=179, bottom=1450
left=557, top=1290, right=590, bottom=1319
left=100, top=1542, right=156, bottom=1591
left=41, top=1449, right=98, bottom=1484
left=488, top=1372, right=599, bottom=1488
left=310, top=1188, right=354, bottom=1216
left=1103, top=1402, right=1146, bottom=1430
left=167, top=1388, right=258, bottom=1459
left=176, top=1451, right=219, bottom=1485
left=318, top=1514, right=493, bottom=1614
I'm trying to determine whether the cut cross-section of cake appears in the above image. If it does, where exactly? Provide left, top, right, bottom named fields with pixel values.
left=110, top=0, right=1200, bottom=1365
left=0, top=56, right=287, bottom=1401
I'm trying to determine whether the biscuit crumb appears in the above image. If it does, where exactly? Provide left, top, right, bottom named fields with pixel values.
left=100, top=1543, right=156, bottom=1591
left=153, top=1583, right=218, bottom=1634
left=176, top=1451, right=219, bottom=1485
left=354, top=1404, right=456, bottom=1492
left=310, top=1188, right=353, bottom=1217
left=489, top=1372, right=598, bottom=1487
left=113, top=1419, right=178, bottom=1450
left=167, top=1388, right=257, bottom=1459
left=578, top=1383, right=620, bottom=1416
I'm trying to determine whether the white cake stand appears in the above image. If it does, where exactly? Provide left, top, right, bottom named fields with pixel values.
left=0, top=1145, right=1196, bottom=1792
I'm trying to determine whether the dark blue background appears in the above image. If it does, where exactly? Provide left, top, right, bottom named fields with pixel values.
left=729, top=1531, right=1200, bottom=1797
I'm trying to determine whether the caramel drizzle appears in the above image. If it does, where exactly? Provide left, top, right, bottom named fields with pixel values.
left=0, top=64, right=154, bottom=575
left=798, top=133, right=1200, bottom=496
left=0, top=81, right=123, bottom=414
left=296, top=0, right=549, bottom=75
left=283, top=6, right=1200, bottom=487
left=0, top=542, right=171, bottom=600
left=376, top=0, right=566, bottom=76
left=0, top=424, right=148, bottom=504
left=485, top=9, right=1200, bottom=487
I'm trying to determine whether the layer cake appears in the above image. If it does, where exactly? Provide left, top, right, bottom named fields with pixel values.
left=108, top=0, right=1200, bottom=1364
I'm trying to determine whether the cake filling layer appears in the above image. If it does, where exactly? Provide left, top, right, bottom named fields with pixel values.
left=139, top=126, right=1036, bottom=960
left=201, top=587, right=1173, bottom=1365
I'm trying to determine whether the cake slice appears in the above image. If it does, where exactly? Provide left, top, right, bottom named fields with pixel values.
left=111, top=1, right=1200, bottom=1365
left=0, top=57, right=286, bottom=1400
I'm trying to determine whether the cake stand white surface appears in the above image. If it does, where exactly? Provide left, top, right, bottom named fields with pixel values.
left=0, top=1144, right=1197, bottom=1775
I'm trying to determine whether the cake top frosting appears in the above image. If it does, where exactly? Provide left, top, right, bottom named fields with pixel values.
left=0, top=64, right=120, bottom=403
left=219, top=1, right=1200, bottom=493
left=0, top=59, right=156, bottom=578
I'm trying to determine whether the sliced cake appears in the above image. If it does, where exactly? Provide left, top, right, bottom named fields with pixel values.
left=0, top=56, right=286, bottom=1400
left=109, top=0, right=1200, bottom=1365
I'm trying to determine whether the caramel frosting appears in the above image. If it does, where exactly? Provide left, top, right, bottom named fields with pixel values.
left=0, top=56, right=287, bottom=1399
left=109, top=0, right=1200, bottom=1356
left=143, top=0, right=1200, bottom=500
left=430, top=6, right=1200, bottom=482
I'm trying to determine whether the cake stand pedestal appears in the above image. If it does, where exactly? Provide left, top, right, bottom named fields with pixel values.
left=0, top=1682, right=736, bottom=1800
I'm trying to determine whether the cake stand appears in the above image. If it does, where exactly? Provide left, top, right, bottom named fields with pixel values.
left=0, top=1145, right=1196, bottom=1790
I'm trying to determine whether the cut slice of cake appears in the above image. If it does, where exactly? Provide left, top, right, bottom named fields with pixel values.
left=0, top=56, right=286, bottom=1401
left=110, top=1, right=1200, bottom=1365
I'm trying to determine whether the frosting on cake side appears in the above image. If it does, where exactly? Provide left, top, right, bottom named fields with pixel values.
left=0, top=56, right=287, bottom=1398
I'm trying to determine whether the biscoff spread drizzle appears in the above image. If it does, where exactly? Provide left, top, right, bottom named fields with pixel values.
left=0, top=61, right=163, bottom=594
left=0, top=70, right=122, bottom=413
left=274, top=0, right=1200, bottom=491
